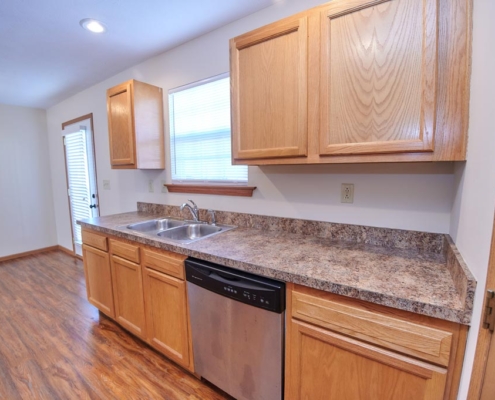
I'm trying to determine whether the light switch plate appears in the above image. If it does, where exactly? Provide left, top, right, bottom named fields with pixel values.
left=148, top=179, right=154, bottom=193
left=103, top=180, right=111, bottom=190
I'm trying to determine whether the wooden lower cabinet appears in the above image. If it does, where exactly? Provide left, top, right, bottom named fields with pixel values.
left=110, top=255, right=146, bottom=339
left=285, top=284, right=467, bottom=400
left=287, top=320, right=447, bottom=400
left=143, top=266, right=193, bottom=371
left=82, top=232, right=193, bottom=372
left=82, top=244, right=115, bottom=318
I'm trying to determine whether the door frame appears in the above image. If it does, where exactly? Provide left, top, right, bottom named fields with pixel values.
left=61, top=113, right=99, bottom=259
left=468, top=213, right=495, bottom=398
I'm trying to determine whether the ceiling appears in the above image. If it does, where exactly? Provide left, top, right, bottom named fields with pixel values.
left=0, top=0, right=277, bottom=109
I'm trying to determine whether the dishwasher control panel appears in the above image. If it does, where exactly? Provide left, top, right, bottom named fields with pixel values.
left=185, top=257, right=285, bottom=313
left=222, top=285, right=278, bottom=309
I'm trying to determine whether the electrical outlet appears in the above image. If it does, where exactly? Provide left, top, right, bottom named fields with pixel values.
left=341, top=183, right=354, bottom=203
left=148, top=179, right=154, bottom=193
left=161, top=180, right=167, bottom=193
left=103, top=180, right=111, bottom=190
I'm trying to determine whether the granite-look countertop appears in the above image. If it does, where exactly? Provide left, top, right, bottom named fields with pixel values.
left=79, top=208, right=475, bottom=325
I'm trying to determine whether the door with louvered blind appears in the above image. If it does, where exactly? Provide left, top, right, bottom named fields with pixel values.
left=63, top=118, right=98, bottom=256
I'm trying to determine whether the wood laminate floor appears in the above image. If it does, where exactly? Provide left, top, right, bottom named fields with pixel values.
left=0, top=250, right=230, bottom=400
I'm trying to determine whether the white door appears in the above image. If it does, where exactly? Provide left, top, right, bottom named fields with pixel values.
left=63, top=118, right=99, bottom=256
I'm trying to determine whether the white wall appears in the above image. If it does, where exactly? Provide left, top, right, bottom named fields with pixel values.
left=0, top=103, right=57, bottom=257
left=450, top=0, right=495, bottom=397
left=46, top=0, right=456, bottom=250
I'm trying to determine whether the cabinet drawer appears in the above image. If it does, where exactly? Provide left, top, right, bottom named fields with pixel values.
left=82, top=229, right=108, bottom=251
left=291, top=288, right=453, bottom=367
left=110, top=239, right=140, bottom=263
left=142, top=248, right=186, bottom=280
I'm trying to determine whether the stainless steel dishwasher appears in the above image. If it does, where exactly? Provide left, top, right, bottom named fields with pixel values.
left=185, top=257, right=285, bottom=400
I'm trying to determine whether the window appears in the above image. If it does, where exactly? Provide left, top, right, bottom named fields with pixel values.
left=169, top=73, right=247, bottom=184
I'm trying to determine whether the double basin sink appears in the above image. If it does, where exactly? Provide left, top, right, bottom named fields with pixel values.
left=122, top=217, right=235, bottom=244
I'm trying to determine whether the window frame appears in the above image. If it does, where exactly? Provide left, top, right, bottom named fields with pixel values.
left=164, top=72, right=256, bottom=197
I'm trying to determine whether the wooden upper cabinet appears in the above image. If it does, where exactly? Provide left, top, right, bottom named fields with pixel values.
left=107, top=81, right=134, bottom=166
left=230, top=0, right=471, bottom=165
left=230, top=16, right=309, bottom=160
left=107, top=79, right=165, bottom=169
left=319, top=0, right=437, bottom=156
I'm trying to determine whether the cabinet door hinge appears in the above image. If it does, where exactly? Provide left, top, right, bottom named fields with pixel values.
left=483, top=290, right=495, bottom=332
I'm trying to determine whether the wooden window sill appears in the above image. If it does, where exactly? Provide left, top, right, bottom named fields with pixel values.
left=164, top=184, right=256, bottom=197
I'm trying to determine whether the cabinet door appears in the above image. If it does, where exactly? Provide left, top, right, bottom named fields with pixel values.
left=231, top=16, right=308, bottom=160
left=82, top=244, right=115, bottom=318
left=143, top=267, right=192, bottom=370
left=110, top=255, right=146, bottom=339
left=319, top=0, right=437, bottom=156
left=107, top=81, right=136, bottom=167
left=286, top=320, right=447, bottom=400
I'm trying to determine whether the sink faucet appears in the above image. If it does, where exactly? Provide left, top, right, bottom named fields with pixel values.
left=180, top=200, right=199, bottom=222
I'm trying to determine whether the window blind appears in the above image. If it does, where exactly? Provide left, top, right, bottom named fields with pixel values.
left=64, top=130, right=91, bottom=244
left=169, top=74, right=247, bottom=183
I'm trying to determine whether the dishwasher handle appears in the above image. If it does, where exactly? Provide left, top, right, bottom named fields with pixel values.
left=215, top=271, right=241, bottom=281
left=209, top=271, right=272, bottom=291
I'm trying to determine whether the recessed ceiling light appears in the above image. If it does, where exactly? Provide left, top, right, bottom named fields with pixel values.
left=80, top=18, right=106, bottom=33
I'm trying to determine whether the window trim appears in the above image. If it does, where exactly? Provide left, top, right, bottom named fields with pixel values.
left=169, top=72, right=229, bottom=95
left=164, top=184, right=256, bottom=197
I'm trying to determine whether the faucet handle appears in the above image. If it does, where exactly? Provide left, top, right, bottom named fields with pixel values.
left=207, top=209, right=216, bottom=226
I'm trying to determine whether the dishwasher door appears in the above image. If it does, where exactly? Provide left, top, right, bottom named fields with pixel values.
left=186, top=262, right=285, bottom=400
left=188, top=284, right=284, bottom=400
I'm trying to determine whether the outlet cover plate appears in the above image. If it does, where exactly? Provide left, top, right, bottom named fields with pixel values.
left=341, top=183, right=354, bottom=203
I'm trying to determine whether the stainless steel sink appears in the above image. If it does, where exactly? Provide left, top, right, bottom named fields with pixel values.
left=120, top=217, right=235, bottom=244
left=157, top=224, right=224, bottom=243
left=126, top=218, right=185, bottom=232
